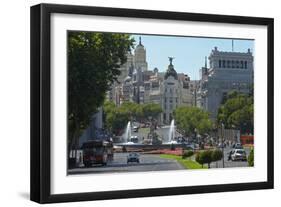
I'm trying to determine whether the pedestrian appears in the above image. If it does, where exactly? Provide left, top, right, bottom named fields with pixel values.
left=228, top=150, right=233, bottom=161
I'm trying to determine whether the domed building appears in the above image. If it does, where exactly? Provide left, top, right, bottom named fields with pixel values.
left=162, top=57, right=181, bottom=124
left=107, top=36, right=194, bottom=125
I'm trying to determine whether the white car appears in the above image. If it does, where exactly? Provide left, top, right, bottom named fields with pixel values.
left=231, top=149, right=247, bottom=161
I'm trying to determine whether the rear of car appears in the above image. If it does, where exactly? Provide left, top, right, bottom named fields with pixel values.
left=231, top=149, right=247, bottom=161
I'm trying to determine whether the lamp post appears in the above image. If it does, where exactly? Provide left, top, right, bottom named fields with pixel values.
left=221, top=122, right=225, bottom=168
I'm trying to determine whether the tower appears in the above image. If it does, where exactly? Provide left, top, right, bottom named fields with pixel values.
left=134, top=36, right=148, bottom=71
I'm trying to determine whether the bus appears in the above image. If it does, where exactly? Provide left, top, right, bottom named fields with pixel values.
left=82, top=140, right=113, bottom=167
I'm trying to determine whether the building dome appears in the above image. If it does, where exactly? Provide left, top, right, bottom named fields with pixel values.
left=164, top=57, right=178, bottom=80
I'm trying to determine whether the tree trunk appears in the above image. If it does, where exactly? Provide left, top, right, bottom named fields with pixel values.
left=69, top=118, right=80, bottom=167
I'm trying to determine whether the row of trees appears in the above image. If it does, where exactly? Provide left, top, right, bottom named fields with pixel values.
left=67, top=31, right=134, bottom=157
left=103, top=101, right=162, bottom=135
left=195, top=149, right=223, bottom=168
left=217, top=91, right=254, bottom=134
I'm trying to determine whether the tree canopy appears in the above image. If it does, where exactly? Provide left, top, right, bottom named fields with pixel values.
left=217, top=91, right=253, bottom=134
left=103, top=101, right=162, bottom=135
left=67, top=32, right=134, bottom=148
left=173, top=106, right=212, bottom=136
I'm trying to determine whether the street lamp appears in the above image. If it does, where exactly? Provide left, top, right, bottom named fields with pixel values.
left=221, top=122, right=225, bottom=168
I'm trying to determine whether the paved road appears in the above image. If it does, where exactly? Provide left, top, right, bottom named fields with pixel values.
left=68, top=153, right=184, bottom=175
left=209, top=146, right=250, bottom=168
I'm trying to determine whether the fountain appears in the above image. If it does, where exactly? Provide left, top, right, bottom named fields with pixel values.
left=123, top=121, right=134, bottom=144
left=168, top=119, right=175, bottom=142
left=161, top=119, right=178, bottom=144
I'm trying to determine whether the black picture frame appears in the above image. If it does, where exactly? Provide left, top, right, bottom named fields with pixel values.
left=30, top=3, right=274, bottom=204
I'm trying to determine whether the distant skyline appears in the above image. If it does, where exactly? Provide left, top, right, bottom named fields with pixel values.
left=132, top=34, right=254, bottom=80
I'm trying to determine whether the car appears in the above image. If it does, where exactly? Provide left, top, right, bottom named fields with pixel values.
left=132, top=126, right=139, bottom=132
left=231, top=149, right=247, bottom=161
left=218, top=143, right=226, bottom=148
left=233, top=143, right=243, bottom=149
left=127, top=152, right=140, bottom=163
left=184, top=143, right=195, bottom=150
left=130, top=135, right=138, bottom=143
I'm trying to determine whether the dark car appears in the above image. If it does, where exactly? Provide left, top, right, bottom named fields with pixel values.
left=127, top=152, right=140, bottom=163
left=133, top=126, right=139, bottom=132
left=233, top=143, right=243, bottom=149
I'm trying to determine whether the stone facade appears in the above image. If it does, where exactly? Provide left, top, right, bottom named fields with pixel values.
left=198, top=47, right=254, bottom=119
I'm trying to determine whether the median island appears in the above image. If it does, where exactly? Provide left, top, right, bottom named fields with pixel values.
left=160, top=154, right=207, bottom=169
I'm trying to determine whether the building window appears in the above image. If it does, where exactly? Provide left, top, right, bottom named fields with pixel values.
left=165, top=97, right=167, bottom=103
left=163, top=113, right=166, bottom=121
left=227, top=60, right=230, bottom=68
left=236, top=61, right=239, bottom=68
left=231, top=60, right=234, bottom=68
left=219, top=60, right=221, bottom=68
left=222, top=60, right=225, bottom=68
left=244, top=61, right=248, bottom=69
left=240, top=61, right=244, bottom=68
left=176, top=98, right=178, bottom=103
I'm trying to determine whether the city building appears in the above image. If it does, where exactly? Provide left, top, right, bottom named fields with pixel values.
left=197, top=47, right=254, bottom=119
left=107, top=37, right=194, bottom=125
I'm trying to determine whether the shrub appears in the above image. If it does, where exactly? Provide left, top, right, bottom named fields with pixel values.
left=182, top=150, right=194, bottom=159
left=195, top=150, right=213, bottom=168
left=212, top=149, right=223, bottom=162
left=248, top=148, right=254, bottom=166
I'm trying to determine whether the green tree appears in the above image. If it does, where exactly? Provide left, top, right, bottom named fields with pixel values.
left=103, top=101, right=131, bottom=135
left=217, top=91, right=253, bottom=134
left=211, top=149, right=223, bottom=168
left=195, top=150, right=213, bottom=168
left=174, top=106, right=212, bottom=136
left=248, top=148, right=254, bottom=167
left=142, top=103, right=162, bottom=120
left=182, top=150, right=194, bottom=159
left=68, top=32, right=134, bottom=158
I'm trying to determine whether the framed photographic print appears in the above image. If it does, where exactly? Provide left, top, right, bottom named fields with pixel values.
left=30, top=3, right=274, bottom=203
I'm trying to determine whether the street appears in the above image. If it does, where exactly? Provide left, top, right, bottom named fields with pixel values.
left=68, top=152, right=184, bottom=174
left=209, top=146, right=250, bottom=168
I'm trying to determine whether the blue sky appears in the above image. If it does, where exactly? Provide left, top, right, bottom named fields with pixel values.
left=132, top=34, right=254, bottom=80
